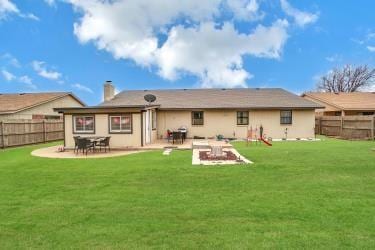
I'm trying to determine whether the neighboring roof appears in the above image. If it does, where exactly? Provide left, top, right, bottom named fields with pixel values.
left=99, top=88, right=323, bottom=110
left=54, top=105, right=159, bottom=113
left=0, top=92, right=86, bottom=114
left=302, top=92, right=375, bottom=111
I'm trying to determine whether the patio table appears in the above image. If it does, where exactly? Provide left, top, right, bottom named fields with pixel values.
left=81, top=137, right=106, bottom=152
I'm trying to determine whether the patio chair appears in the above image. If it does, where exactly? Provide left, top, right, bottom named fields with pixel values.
left=76, top=138, right=95, bottom=155
left=166, top=130, right=173, bottom=143
left=73, top=136, right=80, bottom=153
left=172, top=131, right=183, bottom=144
left=96, top=136, right=111, bottom=152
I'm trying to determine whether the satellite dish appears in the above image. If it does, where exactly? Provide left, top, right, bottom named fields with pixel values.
left=144, top=94, right=156, bottom=105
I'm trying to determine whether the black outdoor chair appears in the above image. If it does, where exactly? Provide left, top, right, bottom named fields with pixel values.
left=76, top=138, right=95, bottom=155
left=166, top=129, right=173, bottom=143
left=73, top=136, right=80, bottom=153
left=96, top=137, right=111, bottom=152
left=172, top=131, right=183, bottom=144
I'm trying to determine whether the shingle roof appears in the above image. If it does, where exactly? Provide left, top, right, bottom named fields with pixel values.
left=100, top=88, right=322, bottom=109
left=0, top=92, right=85, bottom=114
left=302, top=92, right=375, bottom=110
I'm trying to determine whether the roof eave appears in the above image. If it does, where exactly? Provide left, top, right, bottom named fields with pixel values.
left=54, top=104, right=160, bottom=113
left=302, top=93, right=345, bottom=110
left=158, top=106, right=322, bottom=110
left=0, top=92, right=87, bottom=114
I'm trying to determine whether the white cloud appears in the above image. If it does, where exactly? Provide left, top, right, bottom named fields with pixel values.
left=325, top=54, right=342, bottom=63
left=360, top=83, right=375, bottom=92
left=366, top=32, right=375, bottom=40
left=19, top=75, right=37, bottom=89
left=226, top=0, right=265, bottom=21
left=20, top=13, right=39, bottom=21
left=1, top=69, right=16, bottom=81
left=156, top=20, right=288, bottom=87
left=0, top=0, right=39, bottom=21
left=0, top=0, right=18, bottom=19
left=280, top=0, right=318, bottom=27
left=32, top=61, right=62, bottom=80
left=19, top=75, right=32, bottom=84
left=70, top=0, right=290, bottom=87
left=44, top=0, right=56, bottom=7
left=1, top=53, right=20, bottom=67
left=72, top=0, right=222, bottom=66
left=352, top=31, right=375, bottom=52
left=71, top=83, right=93, bottom=93
left=1, top=69, right=36, bottom=89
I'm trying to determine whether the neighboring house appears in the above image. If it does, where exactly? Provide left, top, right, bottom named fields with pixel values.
left=302, top=92, right=375, bottom=116
left=0, top=92, right=85, bottom=121
left=55, top=81, right=322, bottom=149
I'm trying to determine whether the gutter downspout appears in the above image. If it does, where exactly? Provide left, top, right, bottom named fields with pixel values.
left=140, top=111, right=144, bottom=147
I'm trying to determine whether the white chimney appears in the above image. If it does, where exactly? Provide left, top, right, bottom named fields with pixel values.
left=104, top=81, right=115, bottom=101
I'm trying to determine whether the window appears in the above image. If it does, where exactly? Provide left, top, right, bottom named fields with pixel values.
left=280, top=110, right=292, bottom=125
left=73, top=116, right=94, bottom=133
left=192, top=111, right=204, bottom=125
left=109, top=114, right=132, bottom=133
left=237, top=111, right=249, bottom=125
left=152, top=110, right=157, bottom=130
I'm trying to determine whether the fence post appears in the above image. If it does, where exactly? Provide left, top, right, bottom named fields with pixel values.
left=0, top=121, right=4, bottom=149
left=371, top=115, right=375, bottom=140
left=319, top=117, right=322, bottom=135
left=43, top=120, right=47, bottom=143
left=340, top=116, right=344, bottom=138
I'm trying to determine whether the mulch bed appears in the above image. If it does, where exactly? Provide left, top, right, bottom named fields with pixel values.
left=199, top=150, right=238, bottom=161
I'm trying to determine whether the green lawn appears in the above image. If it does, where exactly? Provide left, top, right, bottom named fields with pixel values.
left=0, top=138, right=374, bottom=249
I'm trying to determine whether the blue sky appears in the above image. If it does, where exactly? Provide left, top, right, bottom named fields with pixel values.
left=0, top=0, right=374, bottom=105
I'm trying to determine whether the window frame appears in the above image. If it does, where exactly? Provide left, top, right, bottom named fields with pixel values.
left=73, top=115, right=95, bottom=134
left=152, top=110, right=157, bottom=130
left=237, top=111, right=249, bottom=125
left=108, top=114, right=133, bottom=134
left=191, top=111, right=204, bottom=126
left=280, top=110, right=293, bottom=125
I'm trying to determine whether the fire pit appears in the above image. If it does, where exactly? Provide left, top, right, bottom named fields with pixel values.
left=199, top=150, right=238, bottom=161
left=192, top=148, right=252, bottom=165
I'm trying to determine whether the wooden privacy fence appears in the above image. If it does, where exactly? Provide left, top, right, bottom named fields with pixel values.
left=0, top=120, right=63, bottom=148
left=315, top=115, right=375, bottom=140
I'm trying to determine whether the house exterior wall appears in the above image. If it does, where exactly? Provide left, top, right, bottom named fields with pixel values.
left=249, top=110, right=315, bottom=139
left=64, top=113, right=142, bottom=149
left=0, top=95, right=83, bottom=121
left=156, top=109, right=315, bottom=140
left=63, top=108, right=316, bottom=148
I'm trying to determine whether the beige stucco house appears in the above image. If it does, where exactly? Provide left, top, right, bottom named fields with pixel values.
left=302, top=92, right=375, bottom=116
left=56, top=82, right=322, bottom=149
left=0, top=92, right=85, bottom=121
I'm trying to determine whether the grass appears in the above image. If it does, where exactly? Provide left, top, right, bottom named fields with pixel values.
left=0, top=138, right=374, bottom=249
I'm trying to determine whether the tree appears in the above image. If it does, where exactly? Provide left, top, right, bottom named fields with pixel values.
left=317, top=65, right=375, bottom=92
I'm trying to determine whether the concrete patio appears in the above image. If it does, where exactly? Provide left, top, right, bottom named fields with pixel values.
left=31, top=145, right=145, bottom=159
left=142, top=139, right=233, bottom=150
left=31, top=139, right=238, bottom=159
